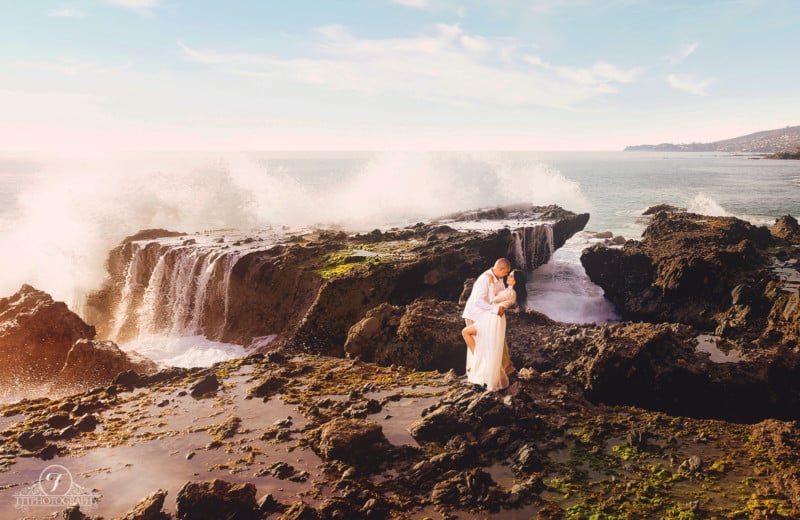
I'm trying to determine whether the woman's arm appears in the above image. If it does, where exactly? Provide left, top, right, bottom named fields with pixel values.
left=491, top=288, right=517, bottom=308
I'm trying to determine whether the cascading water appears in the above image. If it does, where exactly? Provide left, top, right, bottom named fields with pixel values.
left=512, top=224, right=555, bottom=271
left=109, top=239, right=242, bottom=346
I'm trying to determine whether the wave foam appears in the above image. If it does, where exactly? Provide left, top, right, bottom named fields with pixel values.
left=0, top=151, right=589, bottom=311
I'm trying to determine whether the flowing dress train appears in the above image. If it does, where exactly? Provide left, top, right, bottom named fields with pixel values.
left=466, top=287, right=516, bottom=391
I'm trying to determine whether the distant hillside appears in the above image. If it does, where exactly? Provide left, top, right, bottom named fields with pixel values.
left=625, top=125, right=800, bottom=153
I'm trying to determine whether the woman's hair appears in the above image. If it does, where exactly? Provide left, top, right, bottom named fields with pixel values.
left=510, top=269, right=528, bottom=310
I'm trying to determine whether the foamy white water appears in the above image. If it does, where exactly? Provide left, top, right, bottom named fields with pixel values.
left=527, top=233, right=620, bottom=323
left=121, top=334, right=247, bottom=368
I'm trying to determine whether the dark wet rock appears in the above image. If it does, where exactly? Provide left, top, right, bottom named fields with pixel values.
left=0, top=284, right=95, bottom=387
left=113, top=369, right=141, bottom=389
left=642, top=203, right=686, bottom=215
left=256, top=461, right=309, bottom=482
left=74, top=414, right=99, bottom=432
left=679, top=454, right=703, bottom=474
left=515, top=443, right=542, bottom=473
left=430, top=468, right=504, bottom=510
left=311, top=418, right=392, bottom=471
left=409, top=403, right=475, bottom=443
left=38, top=443, right=59, bottom=460
left=175, top=479, right=259, bottom=520
left=257, top=493, right=282, bottom=515
left=771, top=214, right=800, bottom=243
left=121, top=228, right=185, bottom=244
left=626, top=429, right=651, bottom=449
left=61, top=505, right=101, bottom=520
left=58, top=425, right=78, bottom=439
left=55, top=339, right=157, bottom=392
left=280, top=501, right=320, bottom=520
left=581, top=212, right=775, bottom=333
left=248, top=375, right=288, bottom=399
left=119, top=489, right=169, bottom=520
left=345, top=299, right=466, bottom=372
left=564, top=321, right=800, bottom=422
left=46, top=413, right=72, bottom=429
left=17, top=430, right=46, bottom=450
left=189, top=374, right=220, bottom=397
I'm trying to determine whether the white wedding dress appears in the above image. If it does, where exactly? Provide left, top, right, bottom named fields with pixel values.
left=466, top=287, right=516, bottom=391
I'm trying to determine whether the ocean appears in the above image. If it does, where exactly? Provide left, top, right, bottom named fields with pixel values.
left=1, top=151, right=798, bottom=368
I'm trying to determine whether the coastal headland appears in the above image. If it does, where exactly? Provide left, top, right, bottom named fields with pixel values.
left=1, top=205, right=800, bottom=518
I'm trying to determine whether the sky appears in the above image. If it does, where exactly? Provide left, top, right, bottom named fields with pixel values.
left=1, top=0, right=799, bottom=151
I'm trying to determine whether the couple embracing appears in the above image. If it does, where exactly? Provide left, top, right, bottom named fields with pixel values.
left=461, top=258, right=526, bottom=391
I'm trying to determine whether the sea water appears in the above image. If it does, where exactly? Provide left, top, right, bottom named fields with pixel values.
left=0, top=151, right=798, bottom=367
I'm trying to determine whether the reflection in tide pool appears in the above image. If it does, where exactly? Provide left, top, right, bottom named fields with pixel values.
left=695, top=335, right=743, bottom=363
left=526, top=235, right=619, bottom=324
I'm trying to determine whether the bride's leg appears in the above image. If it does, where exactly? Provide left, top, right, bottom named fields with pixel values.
left=462, top=324, right=477, bottom=353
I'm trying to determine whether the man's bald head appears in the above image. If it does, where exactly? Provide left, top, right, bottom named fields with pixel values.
left=493, top=258, right=511, bottom=278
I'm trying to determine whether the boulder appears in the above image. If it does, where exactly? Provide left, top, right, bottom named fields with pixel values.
left=189, top=374, right=220, bottom=397
left=770, top=214, right=800, bottom=243
left=312, top=418, right=392, bottom=471
left=175, top=479, right=259, bottom=520
left=345, top=299, right=465, bottom=372
left=118, top=489, right=169, bottom=520
left=54, top=339, right=157, bottom=391
left=0, top=285, right=95, bottom=387
left=565, top=321, right=800, bottom=422
left=581, top=212, right=774, bottom=333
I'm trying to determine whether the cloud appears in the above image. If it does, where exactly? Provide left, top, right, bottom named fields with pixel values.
left=667, top=73, right=713, bottom=96
left=180, top=24, right=643, bottom=109
left=104, top=0, right=160, bottom=13
left=524, top=55, right=642, bottom=91
left=18, top=59, right=130, bottom=76
left=391, top=0, right=430, bottom=7
left=48, top=6, right=85, bottom=18
left=668, top=42, right=699, bottom=64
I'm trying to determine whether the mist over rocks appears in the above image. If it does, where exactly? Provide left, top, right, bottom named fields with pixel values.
left=0, top=284, right=158, bottom=397
left=0, top=284, right=96, bottom=388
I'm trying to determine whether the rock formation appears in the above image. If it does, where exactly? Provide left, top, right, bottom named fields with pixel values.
left=0, top=284, right=95, bottom=388
left=580, top=211, right=800, bottom=344
left=84, top=205, right=589, bottom=356
left=0, top=284, right=157, bottom=397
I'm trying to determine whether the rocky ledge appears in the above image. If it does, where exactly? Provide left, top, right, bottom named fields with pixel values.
left=84, top=204, right=588, bottom=357
left=581, top=211, right=800, bottom=343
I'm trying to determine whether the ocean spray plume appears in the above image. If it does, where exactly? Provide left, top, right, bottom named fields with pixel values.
left=686, top=193, right=732, bottom=217
left=0, top=151, right=590, bottom=315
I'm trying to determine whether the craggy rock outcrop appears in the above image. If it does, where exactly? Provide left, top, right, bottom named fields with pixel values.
left=771, top=214, right=800, bottom=243
left=580, top=211, right=799, bottom=342
left=0, top=285, right=159, bottom=397
left=54, top=339, right=158, bottom=392
left=176, top=479, right=260, bottom=520
left=564, top=322, right=800, bottom=422
left=85, top=205, right=589, bottom=356
left=0, top=284, right=95, bottom=387
left=310, top=417, right=394, bottom=472
left=118, top=489, right=169, bottom=520
left=345, top=299, right=466, bottom=372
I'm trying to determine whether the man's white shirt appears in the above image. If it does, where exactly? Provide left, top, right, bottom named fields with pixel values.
left=462, top=269, right=505, bottom=322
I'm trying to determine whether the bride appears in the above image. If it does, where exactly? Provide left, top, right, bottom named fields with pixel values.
left=464, top=270, right=522, bottom=391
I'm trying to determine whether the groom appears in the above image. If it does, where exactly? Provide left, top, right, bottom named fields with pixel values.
left=462, top=257, right=515, bottom=375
